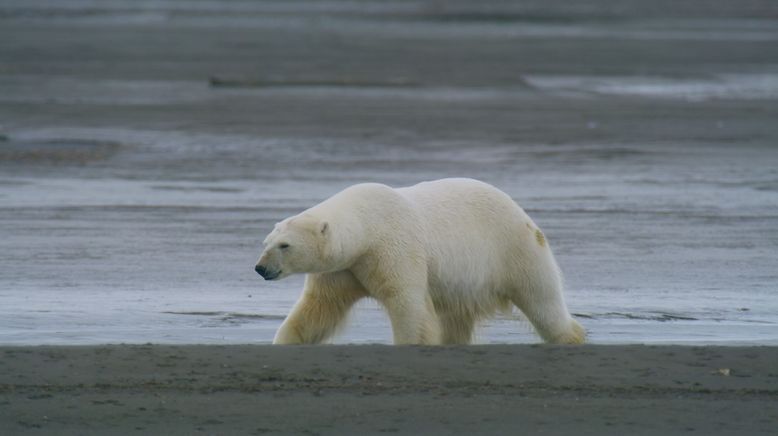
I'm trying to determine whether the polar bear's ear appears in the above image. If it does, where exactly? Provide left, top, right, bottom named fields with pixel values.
left=320, top=221, right=329, bottom=235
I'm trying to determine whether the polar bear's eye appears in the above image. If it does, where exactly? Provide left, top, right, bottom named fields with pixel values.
left=278, top=243, right=290, bottom=249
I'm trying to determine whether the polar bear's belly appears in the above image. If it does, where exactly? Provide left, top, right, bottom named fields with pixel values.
left=425, top=246, right=514, bottom=317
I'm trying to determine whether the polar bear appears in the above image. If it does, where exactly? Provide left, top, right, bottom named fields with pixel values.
left=255, top=178, right=585, bottom=345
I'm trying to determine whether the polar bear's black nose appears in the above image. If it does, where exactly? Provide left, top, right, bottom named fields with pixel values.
left=255, top=264, right=267, bottom=278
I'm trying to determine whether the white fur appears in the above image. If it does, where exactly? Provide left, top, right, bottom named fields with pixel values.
left=256, top=178, right=585, bottom=345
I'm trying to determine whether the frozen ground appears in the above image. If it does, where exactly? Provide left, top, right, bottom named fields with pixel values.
left=0, top=0, right=777, bottom=345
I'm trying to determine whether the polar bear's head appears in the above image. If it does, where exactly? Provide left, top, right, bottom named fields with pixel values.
left=254, top=215, right=330, bottom=281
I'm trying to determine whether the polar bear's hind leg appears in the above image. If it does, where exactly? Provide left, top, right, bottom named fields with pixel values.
left=510, top=282, right=586, bottom=345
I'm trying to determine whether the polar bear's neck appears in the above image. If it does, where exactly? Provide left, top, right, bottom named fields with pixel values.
left=306, top=200, right=369, bottom=272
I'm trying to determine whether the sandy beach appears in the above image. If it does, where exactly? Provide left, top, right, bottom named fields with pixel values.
left=1, top=344, right=776, bottom=435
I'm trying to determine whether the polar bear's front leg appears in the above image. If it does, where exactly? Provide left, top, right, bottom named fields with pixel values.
left=352, top=250, right=441, bottom=345
left=273, top=316, right=305, bottom=344
left=381, top=291, right=441, bottom=345
left=273, top=271, right=366, bottom=344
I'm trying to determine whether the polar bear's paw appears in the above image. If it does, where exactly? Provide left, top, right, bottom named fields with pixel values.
left=549, top=319, right=587, bottom=345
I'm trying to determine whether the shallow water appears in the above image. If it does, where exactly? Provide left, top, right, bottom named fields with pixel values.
left=2, top=137, right=776, bottom=345
left=1, top=1, right=777, bottom=345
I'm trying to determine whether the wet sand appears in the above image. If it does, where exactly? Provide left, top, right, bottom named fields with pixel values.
left=1, top=344, right=776, bottom=435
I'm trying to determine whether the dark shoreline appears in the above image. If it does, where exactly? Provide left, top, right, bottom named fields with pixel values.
left=1, top=344, right=776, bottom=435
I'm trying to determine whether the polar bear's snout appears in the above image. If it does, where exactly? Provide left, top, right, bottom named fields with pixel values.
left=254, top=263, right=281, bottom=281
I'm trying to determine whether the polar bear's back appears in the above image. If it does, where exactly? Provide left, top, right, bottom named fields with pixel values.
left=397, top=178, right=555, bottom=309
left=398, top=178, right=531, bottom=251
left=398, top=178, right=527, bottom=236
